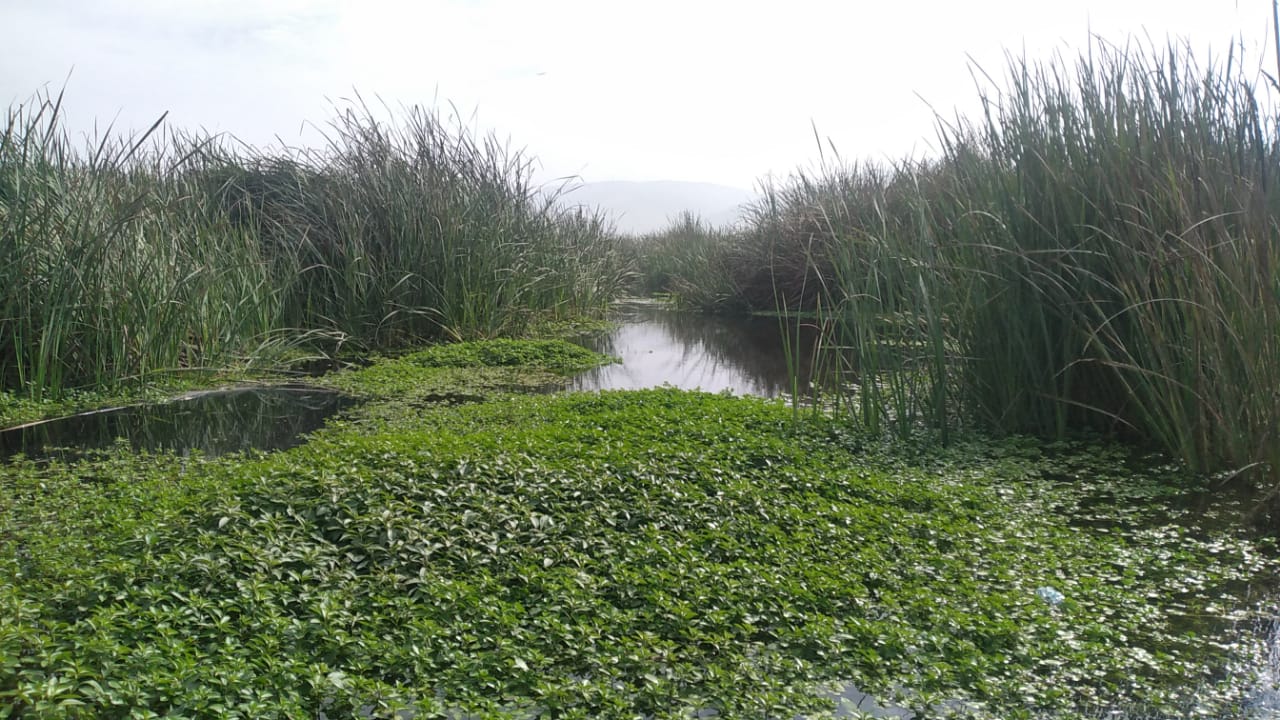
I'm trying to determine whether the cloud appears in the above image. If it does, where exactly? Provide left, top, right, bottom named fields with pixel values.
left=2, top=0, right=1273, bottom=186
left=1, top=0, right=340, bottom=144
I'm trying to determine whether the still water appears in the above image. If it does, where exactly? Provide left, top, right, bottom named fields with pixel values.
left=570, top=300, right=826, bottom=396
left=0, top=386, right=358, bottom=461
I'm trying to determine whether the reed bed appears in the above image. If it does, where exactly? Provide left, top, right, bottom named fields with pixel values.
left=642, top=38, right=1280, bottom=491
left=632, top=205, right=834, bottom=313
left=936, top=38, right=1277, bottom=487
left=625, top=211, right=755, bottom=310
left=0, top=93, right=283, bottom=400
left=0, top=92, right=630, bottom=400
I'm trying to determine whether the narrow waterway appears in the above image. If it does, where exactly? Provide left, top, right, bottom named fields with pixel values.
left=570, top=300, right=826, bottom=396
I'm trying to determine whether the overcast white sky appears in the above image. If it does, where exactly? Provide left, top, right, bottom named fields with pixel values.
left=2, top=0, right=1275, bottom=189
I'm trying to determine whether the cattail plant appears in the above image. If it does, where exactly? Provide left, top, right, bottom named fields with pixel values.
left=0, top=91, right=631, bottom=400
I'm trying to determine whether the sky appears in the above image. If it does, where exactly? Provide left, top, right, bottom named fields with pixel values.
left=2, top=0, right=1276, bottom=190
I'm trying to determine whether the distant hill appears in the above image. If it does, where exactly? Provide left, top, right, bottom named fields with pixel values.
left=559, top=180, right=756, bottom=236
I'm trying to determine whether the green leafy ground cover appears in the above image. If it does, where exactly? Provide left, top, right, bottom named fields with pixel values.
left=400, top=339, right=613, bottom=373
left=1, top=341, right=1276, bottom=718
left=0, top=338, right=608, bottom=431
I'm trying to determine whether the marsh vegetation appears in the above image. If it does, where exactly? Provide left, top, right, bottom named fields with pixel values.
left=637, top=40, right=1280, bottom=500
left=0, top=92, right=630, bottom=402
left=4, top=344, right=1278, bottom=718
left=2, top=36, right=1280, bottom=720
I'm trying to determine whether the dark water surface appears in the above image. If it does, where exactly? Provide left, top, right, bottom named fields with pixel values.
left=0, top=386, right=358, bottom=461
left=570, top=300, right=827, bottom=396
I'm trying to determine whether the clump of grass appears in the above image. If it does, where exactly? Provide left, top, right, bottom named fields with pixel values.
left=401, top=338, right=612, bottom=373
left=729, top=38, right=1280, bottom=494
left=630, top=204, right=844, bottom=315
left=0, top=92, right=286, bottom=401
left=948, top=38, right=1279, bottom=487
left=626, top=212, right=759, bottom=311
left=0, top=91, right=632, bottom=400
left=211, top=99, right=631, bottom=346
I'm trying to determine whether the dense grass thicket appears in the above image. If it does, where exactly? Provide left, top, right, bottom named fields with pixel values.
left=0, top=92, right=630, bottom=401
left=637, top=40, right=1280, bottom=492
left=624, top=213, right=762, bottom=311
left=3, top=343, right=1277, bottom=718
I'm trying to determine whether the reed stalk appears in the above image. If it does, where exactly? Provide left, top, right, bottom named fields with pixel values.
left=0, top=92, right=630, bottom=400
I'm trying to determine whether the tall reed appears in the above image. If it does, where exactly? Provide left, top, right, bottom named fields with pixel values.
left=0, top=92, right=630, bottom=400
left=622, top=212, right=744, bottom=309
left=937, top=39, right=1280, bottom=483
left=720, top=38, right=1280, bottom=489
left=0, top=93, right=284, bottom=400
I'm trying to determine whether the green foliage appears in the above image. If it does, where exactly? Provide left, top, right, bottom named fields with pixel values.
left=643, top=38, right=1280, bottom=494
left=402, top=339, right=613, bottom=373
left=0, top=374, right=269, bottom=430
left=626, top=212, right=764, bottom=312
left=306, top=339, right=613, bottom=413
left=0, top=90, right=632, bottom=401
left=2, top=386, right=1274, bottom=718
left=0, top=94, right=287, bottom=401
left=207, top=102, right=632, bottom=347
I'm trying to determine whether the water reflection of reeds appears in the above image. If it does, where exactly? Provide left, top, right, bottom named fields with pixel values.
left=571, top=303, right=831, bottom=397
left=0, top=387, right=358, bottom=461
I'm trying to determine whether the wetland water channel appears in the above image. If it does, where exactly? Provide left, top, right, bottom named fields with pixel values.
left=0, top=386, right=359, bottom=461
left=570, top=300, right=825, bottom=396
left=2, top=302, right=1277, bottom=718
left=0, top=301, right=815, bottom=461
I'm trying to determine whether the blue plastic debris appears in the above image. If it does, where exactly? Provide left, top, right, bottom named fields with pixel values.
left=1036, top=586, right=1065, bottom=606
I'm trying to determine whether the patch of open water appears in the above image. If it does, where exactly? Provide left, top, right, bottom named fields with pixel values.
left=570, top=300, right=827, bottom=396
left=0, top=385, right=358, bottom=461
